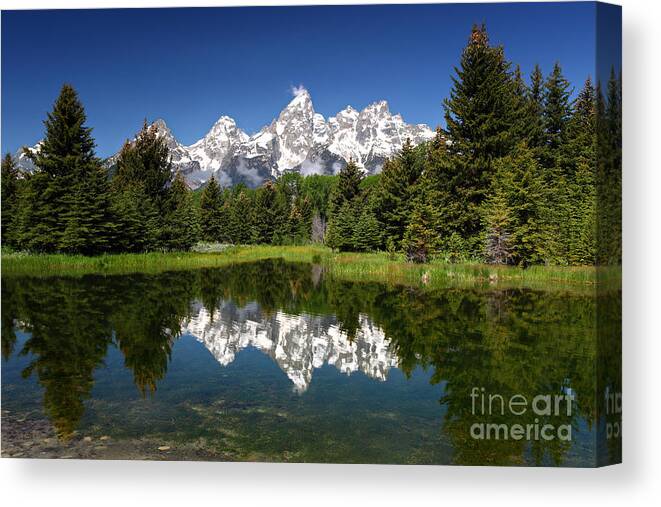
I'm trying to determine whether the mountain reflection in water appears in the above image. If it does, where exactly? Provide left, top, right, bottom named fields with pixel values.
left=1, top=259, right=621, bottom=466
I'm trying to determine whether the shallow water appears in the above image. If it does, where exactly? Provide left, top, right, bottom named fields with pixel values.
left=1, top=260, right=620, bottom=465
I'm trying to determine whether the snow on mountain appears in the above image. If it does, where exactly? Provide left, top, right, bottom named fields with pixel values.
left=15, top=89, right=434, bottom=189
left=184, top=300, right=398, bottom=393
left=12, top=142, right=42, bottom=174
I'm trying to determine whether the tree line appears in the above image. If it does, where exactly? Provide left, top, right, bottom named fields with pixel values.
left=1, top=24, right=621, bottom=266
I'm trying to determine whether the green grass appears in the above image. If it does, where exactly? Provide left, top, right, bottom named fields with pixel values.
left=1, top=245, right=619, bottom=292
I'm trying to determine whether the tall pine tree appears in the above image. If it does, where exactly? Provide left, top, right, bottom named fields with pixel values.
left=17, top=85, right=112, bottom=254
left=442, top=24, right=520, bottom=255
left=1, top=154, right=19, bottom=247
left=199, top=176, right=225, bottom=242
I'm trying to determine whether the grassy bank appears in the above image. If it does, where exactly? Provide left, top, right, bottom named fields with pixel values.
left=1, top=245, right=619, bottom=291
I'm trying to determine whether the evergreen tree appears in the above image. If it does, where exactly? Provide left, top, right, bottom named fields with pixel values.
left=110, top=183, right=160, bottom=252
left=251, top=181, right=277, bottom=243
left=527, top=64, right=546, bottom=149
left=114, top=120, right=172, bottom=208
left=330, top=159, right=363, bottom=210
left=442, top=24, right=520, bottom=255
left=401, top=191, right=442, bottom=263
left=1, top=154, right=20, bottom=246
left=199, top=176, right=225, bottom=242
left=324, top=160, right=364, bottom=251
left=59, top=163, right=113, bottom=255
left=483, top=143, right=553, bottom=265
left=161, top=172, right=199, bottom=250
left=226, top=189, right=253, bottom=245
left=563, top=77, right=597, bottom=264
left=543, top=62, right=573, bottom=159
left=16, top=84, right=112, bottom=254
left=326, top=200, right=358, bottom=252
left=374, top=139, right=423, bottom=248
left=353, top=192, right=383, bottom=252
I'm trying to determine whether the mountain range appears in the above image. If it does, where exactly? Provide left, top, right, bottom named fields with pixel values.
left=15, top=89, right=434, bottom=189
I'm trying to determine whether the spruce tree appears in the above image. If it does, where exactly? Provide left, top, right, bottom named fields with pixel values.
left=18, top=84, right=112, bottom=254
left=442, top=24, right=520, bottom=255
left=330, top=159, right=363, bottom=210
left=401, top=191, right=442, bottom=263
left=161, top=172, right=199, bottom=250
left=374, top=139, right=422, bottom=248
left=110, top=183, right=160, bottom=252
left=325, top=160, right=364, bottom=251
left=114, top=120, right=172, bottom=208
left=563, top=77, right=597, bottom=264
left=251, top=181, right=277, bottom=243
left=199, top=176, right=225, bottom=242
left=226, top=189, right=252, bottom=245
left=1, top=154, right=19, bottom=246
left=353, top=192, right=383, bottom=252
left=527, top=64, right=546, bottom=150
left=543, top=62, right=573, bottom=159
left=326, top=200, right=358, bottom=252
left=59, top=163, right=113, bottom=254
left=483, top=143, right=552, bottom=265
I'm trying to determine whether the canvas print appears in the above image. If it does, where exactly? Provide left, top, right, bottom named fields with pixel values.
left=1, top=3, right=621, bottom=466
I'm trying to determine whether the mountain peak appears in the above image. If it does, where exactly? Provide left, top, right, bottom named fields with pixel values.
left=286, top=88, right=312, bottom=108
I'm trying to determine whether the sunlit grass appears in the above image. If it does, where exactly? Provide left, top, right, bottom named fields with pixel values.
left=1, top=244, right=619, bottom=292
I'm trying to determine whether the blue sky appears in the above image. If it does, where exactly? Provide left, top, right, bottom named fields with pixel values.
left=1, top=3, right=614, bottom=158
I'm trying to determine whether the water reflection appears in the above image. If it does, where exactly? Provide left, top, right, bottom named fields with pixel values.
left=187, top=303, right=396, bottom=392
left=1, top=260, right=621, bottom=465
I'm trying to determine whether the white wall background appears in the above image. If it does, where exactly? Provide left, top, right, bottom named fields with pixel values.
left=1, top=1, right=659, bottom=505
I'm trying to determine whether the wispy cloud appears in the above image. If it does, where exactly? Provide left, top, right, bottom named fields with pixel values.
left=289, top=84, right=307, bottom=97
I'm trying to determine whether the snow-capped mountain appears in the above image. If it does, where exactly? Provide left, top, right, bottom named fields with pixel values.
left=12, top=142, right=42, bottom=174
left=184, top=300, right=398, bottom=393
left=15, top=89, right=434, bottom=189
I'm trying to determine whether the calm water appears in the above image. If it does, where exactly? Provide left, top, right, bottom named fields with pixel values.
left=1, top=260, right=621, bottom=466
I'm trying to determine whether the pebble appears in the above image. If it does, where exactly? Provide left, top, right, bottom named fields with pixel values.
left=158, top=446, right=171, bottom=451
left=99, top=436, right=110, bottom=441
left=83, top=436, right=92, bottom=443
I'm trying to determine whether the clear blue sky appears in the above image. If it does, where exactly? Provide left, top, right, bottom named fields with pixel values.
left=1, top=3, right=614, bottom=158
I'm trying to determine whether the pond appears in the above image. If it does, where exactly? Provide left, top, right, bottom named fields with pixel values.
left=1, top=259, right=621, bottom=466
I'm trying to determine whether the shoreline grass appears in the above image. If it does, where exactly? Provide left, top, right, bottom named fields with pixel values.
left=1, top=245, right=620, bottom=292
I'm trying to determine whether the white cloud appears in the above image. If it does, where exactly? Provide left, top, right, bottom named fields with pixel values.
left=290, top=84, right=307, bottom=97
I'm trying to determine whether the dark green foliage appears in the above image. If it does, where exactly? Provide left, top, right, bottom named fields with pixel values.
left=543, top=63, right=573, bottom=162
left=199, top=176, right=225, bottom=242
left=110, top=183, right=159, bottom=252
left=226, top=188, right=253, bottom=245
left=161, top=172, right=199, bottom=251
left=442, top=24, right=522, bottom=254
left=331, top=159, right=363, bottom=210
left=59, top=164, right=114, bottom=255
left=482, top=144, right=552, bottom=265
left=596, top=69, right=622, bottom=266
left=1, top=154, right=20, bottom=246
left=114, top=120, right=172, bottom=207
left=373, top=139, right=424, bottom=249
left=526, top=64, right=547, bottom=150
left=325, top=160, right=365, bottom=251
left=352, top=192, right=383, bottom=252
left=251, top=181, right=278, bottom=244
left=11, top=85, right=113, bottom=254
left=401, top=191, right=442, bottom=263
